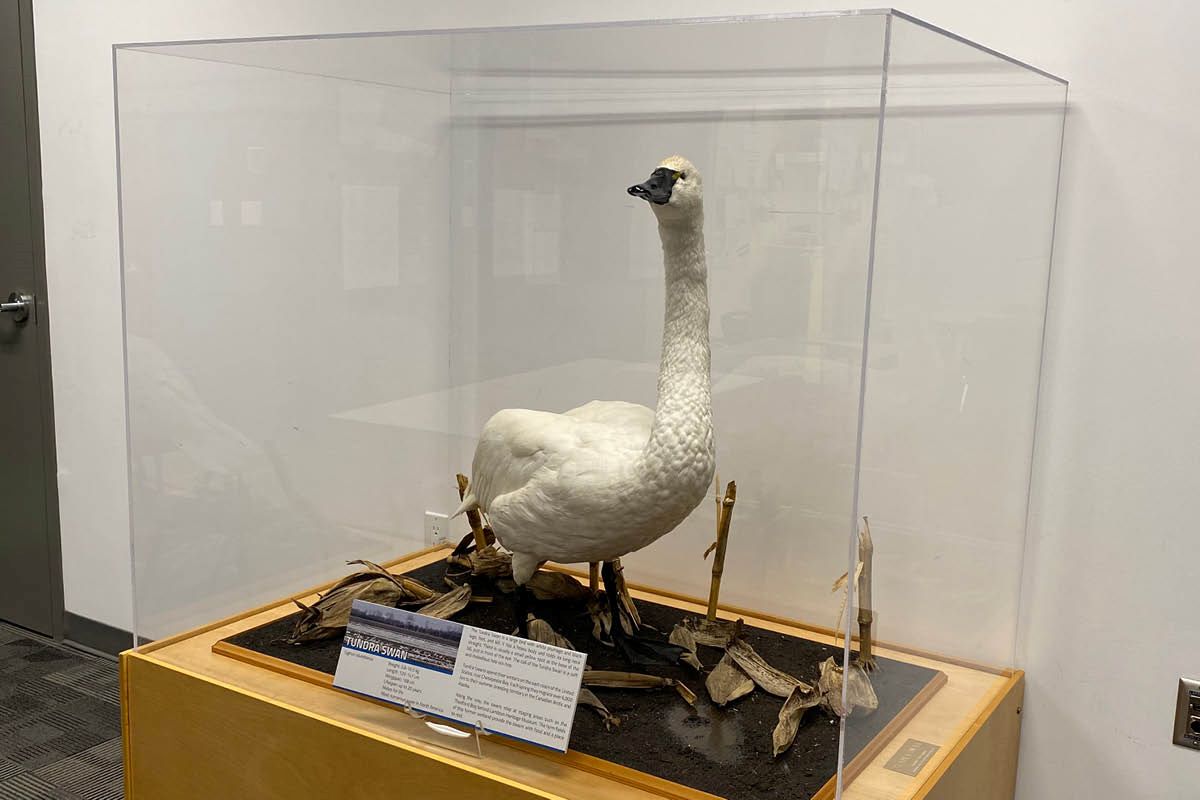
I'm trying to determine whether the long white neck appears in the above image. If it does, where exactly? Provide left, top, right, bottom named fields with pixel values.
left=642, top=216, right=713, bottom=470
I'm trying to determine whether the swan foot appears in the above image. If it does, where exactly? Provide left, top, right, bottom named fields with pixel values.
left=612, top=629, right=688, bottom=667
left=586, top=596, right=615, bottom=646
left=524, top=614, right=575, bottom=651
left=601, top=561, right=686, bottom=666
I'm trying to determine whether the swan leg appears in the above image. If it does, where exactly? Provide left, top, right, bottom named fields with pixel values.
left=601, top=561, right=622, bottom=632
left=601, top=561, right=687, bottom=667
left=514, top=583, right=535, bottom=638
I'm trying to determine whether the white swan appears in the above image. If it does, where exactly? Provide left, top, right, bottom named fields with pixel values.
left=456, top=156, right=715, bottom=595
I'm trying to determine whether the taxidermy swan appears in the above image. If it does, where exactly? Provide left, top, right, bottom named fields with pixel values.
left=456, top=156, right=715, bottom=659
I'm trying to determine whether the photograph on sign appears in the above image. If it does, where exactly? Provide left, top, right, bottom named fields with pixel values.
left=345, top=602, right=462, bottom=675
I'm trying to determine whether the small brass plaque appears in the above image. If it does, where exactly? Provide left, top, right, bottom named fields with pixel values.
left=884, top=738, right=940, bottom=776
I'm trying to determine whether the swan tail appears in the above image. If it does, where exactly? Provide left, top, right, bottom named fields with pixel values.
left=451, top=492, right=478, bottom=518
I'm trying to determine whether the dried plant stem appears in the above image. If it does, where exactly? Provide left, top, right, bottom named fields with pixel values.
left=417, top=583, right=472, bottom=620
left=589, top=562, right=600, bottom=595
left=857, top=516, right=876, bottom=671
left=612, top=558, right=641, bottom=632
left=456, top=473, right=489, bottom=551
left=705, top=481, right=738, bottom=622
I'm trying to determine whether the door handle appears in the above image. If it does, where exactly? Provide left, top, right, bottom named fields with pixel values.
left=1, top=292, right=33, bottom=324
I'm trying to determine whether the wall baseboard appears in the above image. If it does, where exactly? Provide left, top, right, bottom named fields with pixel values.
left=64, top=612, right=141, bottom=657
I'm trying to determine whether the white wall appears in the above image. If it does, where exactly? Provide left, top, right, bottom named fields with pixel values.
left=32, top=1, right=1200, bottom=798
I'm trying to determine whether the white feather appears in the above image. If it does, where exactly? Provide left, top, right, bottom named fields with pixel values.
left=463, top=157, right=715, bottom=584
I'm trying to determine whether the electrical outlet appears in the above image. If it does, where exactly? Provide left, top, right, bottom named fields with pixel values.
left=1174, top=677, right=1200, bottom=750
left=424, top=511, right=450, bottom=547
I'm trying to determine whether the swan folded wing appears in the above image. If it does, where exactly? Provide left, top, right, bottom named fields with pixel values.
left=484, top=412, right=649, bottom=555
left=469, top=409, right=555, bottom=512
left=471, top=408, right=621, bottom=512
left=470, top=403, right=653, bottom=511
left=486, top=427, right=649, bottom=564
left=522, top=403, right=652, bottom=504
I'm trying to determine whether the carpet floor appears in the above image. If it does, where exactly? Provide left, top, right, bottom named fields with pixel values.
left=0, top=623, right=122, bottom=799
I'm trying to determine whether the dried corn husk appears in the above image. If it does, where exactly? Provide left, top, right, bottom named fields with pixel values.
left=843, top=660, right=878, bottom=715
left=526, top=616, right=575, bottom=650
left=441, top=577, right=494, bottom=603
left=727, top=638, right=811, bottom=699
left=494, top=570, right=583, bottom=601
left=772, top=684, right=822, bottom=757
left=705, top=652, right=755, bottom=706
left=669, top=625, right=703, bottom=671
left=817, top=657, right=878, bottom=717
left=449, top=527, right=493, bottom=557
left=346, top=560, right=438, bottom=601
left=470, top=548, right=513, bottom=578
left=580, top=671, right=696, bottom=707
left=288, top=576, right=405, bottom=643
left=450, top=547, right=512, bottom=580
left=287, top=561, right=438, bottom=643
left=445, top=550, right=473, bottom=579
left=527, top=571, right=590, bottom=602
left=847, top=663, right=878, bottom=715
left=577, top=688, right=620, bottom=731
left=417, top=584, right=472, bottom=620
left=673, top=680, right=698, bottom=708
left=587, top=596, right=613, bottom=644
left=683, top=616, right=744, bottom=648
left=669, top=625, right=698, bottom=651
left=582, top=670, right=672, bottom=689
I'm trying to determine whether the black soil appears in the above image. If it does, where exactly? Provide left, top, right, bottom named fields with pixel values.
left=224, top=562, right=940, bottom=799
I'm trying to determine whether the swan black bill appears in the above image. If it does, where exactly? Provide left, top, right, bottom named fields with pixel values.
left=628, top=167, right=678, bottom=205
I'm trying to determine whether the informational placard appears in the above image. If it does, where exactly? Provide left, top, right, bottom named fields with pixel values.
left=333, top=599, right=588, bottom=752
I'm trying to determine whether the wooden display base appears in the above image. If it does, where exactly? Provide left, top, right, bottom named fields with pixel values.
left=121, top=546, right=1024, bottom=800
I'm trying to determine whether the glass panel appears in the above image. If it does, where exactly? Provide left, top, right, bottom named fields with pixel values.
left=116, top=12, right=1065, bottom=799
left=117, top=13, right=890, bottom=647
left=116, top=39, right=455, bottom=639
left=838, top=13, right=1066, bottom=797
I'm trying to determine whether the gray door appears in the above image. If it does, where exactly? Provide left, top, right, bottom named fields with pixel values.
left=0, top=0, right=63, bottom=637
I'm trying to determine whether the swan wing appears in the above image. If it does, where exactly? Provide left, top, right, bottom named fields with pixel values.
left=476, top=406, right=651, bottom=564
left=468, top=409, right=575, bottom=512
left=469, top=404, right=651, bottom=514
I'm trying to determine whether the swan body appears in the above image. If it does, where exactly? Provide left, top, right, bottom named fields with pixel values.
left=457, top=156, right=715, bottom=584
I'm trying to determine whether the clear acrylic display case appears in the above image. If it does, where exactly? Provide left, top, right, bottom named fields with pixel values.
left=115, top=10, right=1065, bottom=798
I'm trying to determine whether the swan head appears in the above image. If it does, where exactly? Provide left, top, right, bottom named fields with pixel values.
left=628, top=155, right=702, bottom=226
